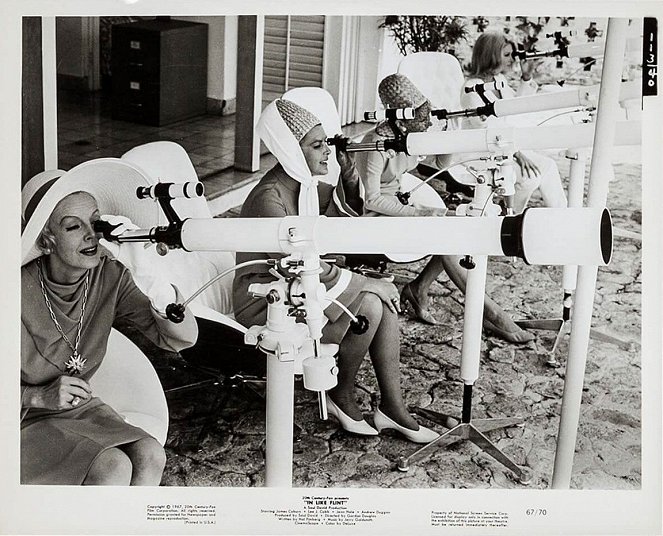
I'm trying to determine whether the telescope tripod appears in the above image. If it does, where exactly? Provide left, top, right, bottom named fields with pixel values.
left=398, top=164, right=532, bottom=484
left=398, top=254, right=533, bottom=484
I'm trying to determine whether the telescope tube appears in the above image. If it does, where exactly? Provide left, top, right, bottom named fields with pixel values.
left=179, top=208, right=612, bottom=267
left=405, top=120, right=641, bottom=155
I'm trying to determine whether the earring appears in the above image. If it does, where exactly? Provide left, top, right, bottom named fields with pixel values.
left=41, top=247, right=52, bottom=255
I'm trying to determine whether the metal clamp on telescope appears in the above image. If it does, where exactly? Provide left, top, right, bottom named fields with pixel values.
left=96, top=181, right=204, bottom=253
left=93, top=181, right=205, bottom=323
left=327, top=109, right=410, bottom=154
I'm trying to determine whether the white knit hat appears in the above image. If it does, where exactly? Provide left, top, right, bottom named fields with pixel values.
left=378, top=73, right=428, bottom=109
left=275, top=99, right=322, bottom=141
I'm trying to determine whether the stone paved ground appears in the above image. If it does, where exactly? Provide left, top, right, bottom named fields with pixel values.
left=141, top=155, right=641, bottom=490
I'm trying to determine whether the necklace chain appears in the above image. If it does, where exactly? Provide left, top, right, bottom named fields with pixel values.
left=37, top=260, right=89, bottom=374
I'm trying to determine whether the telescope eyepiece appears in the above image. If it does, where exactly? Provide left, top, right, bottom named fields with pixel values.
left=93, top=219, right=120, bottom=240
left=364, top=108, right=416, bottom=121
left=136, top=182, right=205, bottom=200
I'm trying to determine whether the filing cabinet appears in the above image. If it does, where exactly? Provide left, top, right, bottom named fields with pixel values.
left=111, top=18, right=208, bottom=126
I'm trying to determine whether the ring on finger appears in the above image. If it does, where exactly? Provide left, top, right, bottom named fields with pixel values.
left=71, top=396, right=81, bottom=407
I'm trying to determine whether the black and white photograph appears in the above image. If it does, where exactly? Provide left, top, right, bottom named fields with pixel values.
left=1, top=0, right=661, bottom=534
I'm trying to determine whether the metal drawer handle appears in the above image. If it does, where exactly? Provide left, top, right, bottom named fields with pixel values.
left=130, top=40, right=141, bottom=50
left=129, top=81, right=141, bottom=90
left=129, top=62, right=144, bottom=67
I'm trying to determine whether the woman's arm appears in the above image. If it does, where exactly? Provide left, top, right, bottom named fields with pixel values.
left=356, top=149, right=419, bottom=217
left=114, top=267, right=198, bottom=353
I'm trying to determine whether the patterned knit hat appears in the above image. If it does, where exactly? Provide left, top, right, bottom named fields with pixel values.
left=275, top=98, right=322, bottom=141
left=378, top=73, right=428, bottom=109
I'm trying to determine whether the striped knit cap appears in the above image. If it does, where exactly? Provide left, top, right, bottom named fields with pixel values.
left=378, top=73, right=428, bottom=109
left=275, top=98, right=322, bottom=141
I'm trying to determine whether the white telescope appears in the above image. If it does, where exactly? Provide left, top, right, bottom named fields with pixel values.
left=172, top=208, right=612, bottom=267
left=405, top=120, right=641, bottom=155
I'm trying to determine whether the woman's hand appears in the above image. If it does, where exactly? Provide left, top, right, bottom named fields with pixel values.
left=514, top=151, right=541, bottom=179
left=519, top=58, right=543, bottom=81
left=363, top=279, right=401, bottom=314
left=330, top=134, right=354, bottom=173
left=26, top=375, right=92, bottom=411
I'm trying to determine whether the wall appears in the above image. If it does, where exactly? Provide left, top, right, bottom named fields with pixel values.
left=54, top=16, right=239, bottom=110
left=179, top=15, right=238, bottom=113
left=55, top=17, right=84, bottom=78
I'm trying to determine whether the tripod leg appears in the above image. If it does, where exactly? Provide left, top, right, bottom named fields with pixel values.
left=397, top=424, right=466, bottom=472
left=413, top=406, right=460, bottom=428
left=471, top=417, right=524, bottom=433
left=467, top=425, right=532, bottom=484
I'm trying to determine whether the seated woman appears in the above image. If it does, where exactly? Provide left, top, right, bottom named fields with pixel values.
left=232, top=98, right=441, bottom=442
left=355, top=73, right=533, bottom=343
left=461, top=31, right=567, bottom=213
left=21, top=175, right=198, bottom=485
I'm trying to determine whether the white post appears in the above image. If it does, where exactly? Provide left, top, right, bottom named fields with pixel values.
left=552, top=18, right=628, bottom=489
left=41, top=17, right=58, bottom=169
left=264, top=354, right=295, bottom=487
left=561, top=148, right=589, bottom=297
left=460, top=255, right=488, bottom=385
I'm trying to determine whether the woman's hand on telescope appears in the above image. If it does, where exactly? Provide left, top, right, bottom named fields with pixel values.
left=514, top=151, right=541, bottom=179
left=363, top=279, right=401, bottom=314
left=519, top=57, right=542, bottom=81
left=330, top=134, right=354, bottom=171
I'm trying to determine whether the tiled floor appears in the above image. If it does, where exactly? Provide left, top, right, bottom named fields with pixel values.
left=58, top=89, right=235, bottom=180
left=57, top=89, right=373, bottom=209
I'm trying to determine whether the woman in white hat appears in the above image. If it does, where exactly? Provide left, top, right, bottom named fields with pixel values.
left=355, top=73, right=534, bottom=343
left=20, top=169, right=198, bottom=485
left=232, top=98, right=441, bottom=442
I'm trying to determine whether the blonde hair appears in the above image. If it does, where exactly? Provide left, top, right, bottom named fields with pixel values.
left=470, top=32, right=514, bottom=78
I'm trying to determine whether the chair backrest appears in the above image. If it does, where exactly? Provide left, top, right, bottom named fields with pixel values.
left=282, top=87, right=343, bottom=186
left=89, top=329, right=169, bottom=445
left=122, top=141, right=213, bottom=221
left=120, top=142, right=235, bottom=316
left=398, top=52, right=465, bottom=130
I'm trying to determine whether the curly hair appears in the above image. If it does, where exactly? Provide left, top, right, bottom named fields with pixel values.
left=469, top=31, right=514, bottom=78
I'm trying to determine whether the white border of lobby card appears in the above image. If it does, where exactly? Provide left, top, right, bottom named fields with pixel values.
left=0, top=1, right=661, bottom=535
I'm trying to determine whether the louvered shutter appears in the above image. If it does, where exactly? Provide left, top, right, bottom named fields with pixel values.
left=262, top=16, right=325, bottom=108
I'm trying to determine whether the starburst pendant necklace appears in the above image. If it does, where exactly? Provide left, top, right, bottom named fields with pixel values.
left=37, top=259, right=90, bottom=376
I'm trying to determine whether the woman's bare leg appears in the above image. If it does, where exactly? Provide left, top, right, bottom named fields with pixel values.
left=121, top=437, right=166, bottom=486
left=327, top=292, right=383, bottom=421
left=441, top=255, right=533, bottom=343
left=368, top=303, right=420, bottom=430
left=82, top=447, right=132, bottom=485
left=406, top=255, right=446, bottom=306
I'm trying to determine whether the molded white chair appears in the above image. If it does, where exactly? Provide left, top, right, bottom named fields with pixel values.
left=90, top=329, right=169, bottom=445
left=398, top=52, right=478, bottom=197
left=398, top=51, right=466, bottom=131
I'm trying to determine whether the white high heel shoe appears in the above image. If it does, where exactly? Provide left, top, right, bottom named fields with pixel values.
left=373, top=408, right=440, bottom=443
left=326, top=395, right=378, bottom=436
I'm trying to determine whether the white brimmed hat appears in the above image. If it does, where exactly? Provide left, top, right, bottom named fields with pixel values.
left=21, top=158, right=159, bottom=266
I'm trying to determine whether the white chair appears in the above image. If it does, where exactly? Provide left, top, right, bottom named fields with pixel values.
left=398, top=51, right=465, bottom=131
left=90, top=329, right=169, bottom=445
left=398, top=52, right=478, bottom=201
